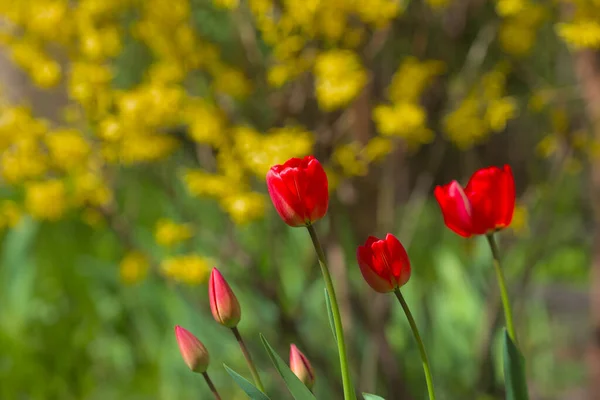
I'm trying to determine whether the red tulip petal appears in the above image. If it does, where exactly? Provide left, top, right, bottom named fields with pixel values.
left=384, top=233, right=411, bottom=287
left=465, top=165, right=515, bottom=233
left=434, top=182, right=474, bottom=237
left=357, top=245, right=394, bottom=293
left=266, top=169, right=306, bottom=226
left=497, top=165, right=515, bottom=228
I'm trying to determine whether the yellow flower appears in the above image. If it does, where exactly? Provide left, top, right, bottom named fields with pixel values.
left=45, top=129, right=91, bottom=170
left=211, top=66, right=251, bottom=99
left=120, top=251, right=150, bottom=285
left=154, top=219, right=194, bottom=247
left=183, top=169, right=242, bottom=198
left=0, top=200, right=22, bottom=229
left=1, top=137, right=48, bottom=183
left=495, top=0, right=525, bottom=17
left=499, top=21, right=535, bottom=56
left=234, top=125, right=314, bottom=177
left=161, top=254, right=211, bottom=285
left=332, top=142, right=368, bottom=177
left=25, top=180, right=67, bottom=221
left=510, top=205, right=529, bottom=237
left=485, top=97, right=518, bottom=132
left=364, top=137, right=393, bottom=162
left=314, top=50, right=367, bottom=111
left=556, top=20, right=600, bottom=49
left=536, top=135, right=558, bottom=158
left=373, top=103, right=433, bottom=145
left=213, top=0, right=239, bottom=10
left=220, top=192, right=266, bottom=224
left=184, top=99, right=226, bottom=147
left=388, top=58, right=445, bottom=103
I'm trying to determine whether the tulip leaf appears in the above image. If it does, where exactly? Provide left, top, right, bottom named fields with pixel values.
left=224, top=364, right=271, bottom=400
left=324, top=288, right=337, bottom=341
left=502, top=329, right=530, bottom=400
left=363, top=393, right=386, bottom=400
left=259, top=334, right=317, bottom=400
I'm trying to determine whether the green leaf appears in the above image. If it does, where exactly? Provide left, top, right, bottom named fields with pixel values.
left=259, top=334, right=316, bottom=400
left=324, top=288, right=337, bottom=341
left=503, top=329, right=530, bottom=400
left=363, top=393, right=386, bottom=400
left=224, top=364, right=271, bottom=400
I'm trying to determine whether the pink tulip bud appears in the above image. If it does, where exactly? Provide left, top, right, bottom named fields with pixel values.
left=290, top=344, right=315, bottom=390
left=175, top=325, right=210, bottom=373
left=209, top=268, right=241, bottom=328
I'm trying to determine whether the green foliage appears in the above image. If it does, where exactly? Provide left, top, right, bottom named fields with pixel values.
left=503, top=330, right=530, bottom=400
left=224, top=364, right=272, bottom=400
left=260, top=334, right=316, bottom=400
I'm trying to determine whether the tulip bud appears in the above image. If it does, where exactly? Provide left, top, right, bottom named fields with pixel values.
left=266, top=155, right=329, bottom=227
left=290, top=344, right=315, bottom=390
left=209, top=268, right=241, bottom=328
left=356, top=233, right=411, bottom=293
left=175, top=325, right=210, bottom=373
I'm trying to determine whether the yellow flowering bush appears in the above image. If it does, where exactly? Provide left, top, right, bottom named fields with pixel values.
left=0, top=0, right=595, bottom=289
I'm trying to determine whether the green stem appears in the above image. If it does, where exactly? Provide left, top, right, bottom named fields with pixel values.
left=202, top=372, right=222, bottom=400
left=306, top=224, right=356, bottom=400
left=393, top=288, right=436, bottom=400
left=486, top=233, right=517, bottom=343
left=231, top=327, right=265, bottom=392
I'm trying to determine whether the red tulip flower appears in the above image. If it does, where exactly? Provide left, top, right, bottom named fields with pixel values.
left=209, top=268, right=241, bottom=328
left=266, top=156, right=329, bottom=227
left=434, top=165, right=515, bottom=238
left=357, top=234, right=411, bottom=293
left=175, top=325, right=210, bottom=373
left=289, top=344, right=315, bottom=390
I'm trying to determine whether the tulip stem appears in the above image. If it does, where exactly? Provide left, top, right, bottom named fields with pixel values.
left=231, top=327, right=265, bottom=392
left=202, top=372, right=222, bottom=400
left=486, top=233, right=517, bottom=343
left=393, top=288, right=436, bottom=400
left=306, top=224, right=356, bottom=400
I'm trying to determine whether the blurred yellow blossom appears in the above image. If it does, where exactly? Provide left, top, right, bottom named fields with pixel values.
left=444, top=64, right=517, bottom=148
left=220, top=192, right=266, bottom=225
left=184, top=99, right=226, bottom=147
left=120, top=251, right=150, bottom=285
left=314, top=50, right=367, bottom=111
left=557, top=20, right=600, bottom=49
left=388, top=58, right=445, bottom=103
left=333, top=142, right=369, bottom=177
left=25, top=180, right=68, bottom=221
left=154, top=219, right=194, bottom=247
left=373, top=103, right=434, bottom=146
left=183, top=169, right=243, bottom=198
left=234, top=125, right=314, bottom=177
left=161, top=254, right=211, bottom=285
left=0, top=200, right=22, bottom=229
left=495, top=0, right=525, bottom=17
left=364, top=137, right=393, bottom=162
left=536, top=135, right=559, bottom=158
left=45, top=129, right=91, bottom=171
left=510, top=205, right=529, bottom=237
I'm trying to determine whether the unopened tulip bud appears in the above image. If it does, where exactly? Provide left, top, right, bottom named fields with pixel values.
left=209, top=268, right=241, bottom=328
left=290, top=344, right=315, bottom=390
left=175, top=325, right=210, bottom=373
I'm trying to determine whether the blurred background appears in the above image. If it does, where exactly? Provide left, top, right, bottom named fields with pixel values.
left=0, top=0, right=597, bottom=399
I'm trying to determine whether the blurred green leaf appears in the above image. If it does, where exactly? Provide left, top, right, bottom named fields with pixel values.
left=260, top=334, right=316, bottom=400
left=324, top=288, right=337, bottom=341
left=503, top=329, right=529, bottom=400
left=362, top=393, right=385, bottom=400
left=224, top=364, right=271, bottom=400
